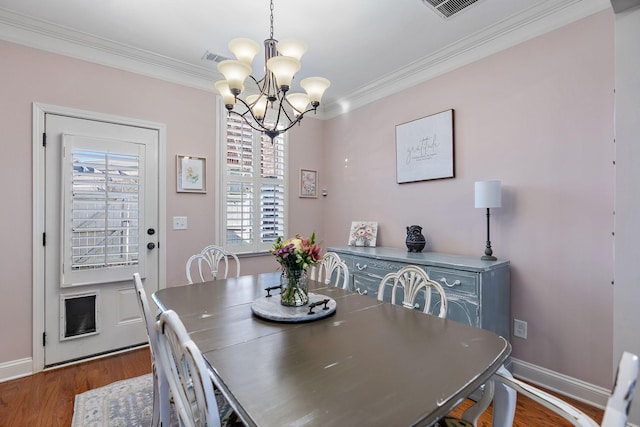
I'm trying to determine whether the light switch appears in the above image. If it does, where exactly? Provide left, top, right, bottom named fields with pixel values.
left=173, top=216, right=188, bottom=230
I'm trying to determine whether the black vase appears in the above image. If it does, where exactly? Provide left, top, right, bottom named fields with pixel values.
left=406, top=225, right=426, bottom=253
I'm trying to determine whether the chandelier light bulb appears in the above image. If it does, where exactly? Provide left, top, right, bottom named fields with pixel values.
left=300, top=77, right=331, bottom=106
left=277, top=39, right=308, bottom=61
left=286, top=93, right=310, bottom=117
left=228, top=38, right=261, bottom=65
left=217, top=60, right=252, bottom=95
left=266, top=56, right=301, bottom=91
left=246, top=94, right=268, bottom=120
left=214, top=80, right=236, bottom=109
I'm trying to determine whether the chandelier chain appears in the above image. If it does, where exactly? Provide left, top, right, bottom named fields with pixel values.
left=269, top=0, right=274, bottom=39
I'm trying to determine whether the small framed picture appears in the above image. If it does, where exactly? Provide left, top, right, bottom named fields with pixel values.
left=177, top=155, right=206, bottom=193
left=299, top=168, right=318, bottom=198
left=348, top=221, right=378, bottom=247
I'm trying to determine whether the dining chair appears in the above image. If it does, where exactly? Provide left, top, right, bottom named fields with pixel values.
left=200, top=244, right=241, bottom=279
left=378, top=266, right=492, bottom=427
left=310, top=252, right=350, bottom=289
left=377, top=265, right=448, bottom=317
left=132, top=273, right=170, bottom=427
left=491, top=351, right=639, bottom=427
left=185, top=253, right=215, bottom=284
left=156, top=309, right=221, bottom=427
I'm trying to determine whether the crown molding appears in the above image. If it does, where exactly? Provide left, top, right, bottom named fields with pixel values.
left=321, top=0, right=611, bottom=118
left=1, top=0, right=611, bottom=119
left=0, top=8, right=218, bottom=91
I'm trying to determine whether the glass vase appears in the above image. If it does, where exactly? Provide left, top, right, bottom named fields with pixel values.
left=280, top=268, right=309, bottom=307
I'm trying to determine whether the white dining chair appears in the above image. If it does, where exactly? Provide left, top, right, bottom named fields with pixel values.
left=311, top=252, right=350, bottom=289
left=156, top=309, right=221, bottom=427
left=185, top=253, right=216, bottom=284
left=132, top=273, right=171, bottom=427
left=377, top=265, right=447, bottom=317
left=379, top=266, right=493, bottom=427
left=200, top=245, right=241, bottom=279
left=491, top=351, right=639, bottom=427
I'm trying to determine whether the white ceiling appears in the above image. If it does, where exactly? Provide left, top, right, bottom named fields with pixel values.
left=0, top=0, right=609, bottom=118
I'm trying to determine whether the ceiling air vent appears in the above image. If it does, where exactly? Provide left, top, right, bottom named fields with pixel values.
left=421, top=0, right=484, bottom=19
left=201, top=50, right=231, bottom=63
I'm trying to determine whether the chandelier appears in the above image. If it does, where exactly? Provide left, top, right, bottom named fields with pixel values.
left=214, top=0, right=330, bottom=141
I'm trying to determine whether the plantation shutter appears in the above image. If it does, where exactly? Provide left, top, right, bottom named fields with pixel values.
left=61, top=134, right=144, bottom=286
left=223, top=115, right=287, bottom=252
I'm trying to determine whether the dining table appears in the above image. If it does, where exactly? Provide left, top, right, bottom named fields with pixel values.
left=152, top=272, right=511, bottom=427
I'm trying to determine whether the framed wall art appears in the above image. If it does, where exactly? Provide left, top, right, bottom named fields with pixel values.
left=299, top=168, right=318, bottom=198
left=395, top=109, right=454, bottom=183
left=177, top=155, right=206, bottom=193
left=347, top=221, right=378, bottom=247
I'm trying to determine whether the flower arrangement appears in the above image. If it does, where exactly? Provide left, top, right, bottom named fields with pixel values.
left=271, top=233, right=322, bottom=306
left=271, top=232, right=322, bottom=271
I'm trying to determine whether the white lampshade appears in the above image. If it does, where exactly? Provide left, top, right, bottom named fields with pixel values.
left=246, top=94, right=268, bottom=120
left=217, top=60, right=252, bottom=94
left=214, top=80, right=236, bottom=108
left=266, top=56, right=300, bottom=89
left=286, top=93, right=310, bottom=116
left=277, top=39, right=308, bottom=60
left=228, top=38, right=260, bottom=65
left=300, top=77, right=331, bottom=106
left=475, top=180, right=502, bottom=208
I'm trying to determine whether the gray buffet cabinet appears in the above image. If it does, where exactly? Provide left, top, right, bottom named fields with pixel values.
left=327, top=246, right=511, bottom=341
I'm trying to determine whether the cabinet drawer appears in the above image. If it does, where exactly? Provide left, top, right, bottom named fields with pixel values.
left=352, top=257, right=404, bottom=279
left=352, top=274, right=382, bottom=299
left=427, top=268, right=478, bottom=297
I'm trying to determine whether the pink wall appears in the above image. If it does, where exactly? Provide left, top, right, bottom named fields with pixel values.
left=321, top=10, right=615, bottom=387
left=0, top=10, right=616, bottom=389
left=0, top=40, right=324, bottom=364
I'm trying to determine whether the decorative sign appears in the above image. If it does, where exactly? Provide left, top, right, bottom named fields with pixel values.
left=395, top=109, right=454, bottom=183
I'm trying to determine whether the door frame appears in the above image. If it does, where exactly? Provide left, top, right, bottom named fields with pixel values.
left=32, top=103, right=167, bottom=372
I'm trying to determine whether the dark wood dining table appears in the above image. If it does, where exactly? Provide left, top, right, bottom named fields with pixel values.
left=152, top=272, right=511, bottom=427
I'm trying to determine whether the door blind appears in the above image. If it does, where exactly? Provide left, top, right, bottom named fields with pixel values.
left=70, top=149, right=140, bottom=270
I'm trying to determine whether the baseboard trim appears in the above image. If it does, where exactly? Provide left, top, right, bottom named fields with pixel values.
left=511, top=357, right=609, bottom=408
left=0, top=357, right=33, bottom=383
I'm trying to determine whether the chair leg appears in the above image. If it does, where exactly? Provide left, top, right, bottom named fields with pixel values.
left=492, top=365, right=517, bottom=427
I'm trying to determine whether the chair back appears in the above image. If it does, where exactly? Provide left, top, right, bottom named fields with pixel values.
left=311, top=252, right=350, bottom=289
left=378, top=265, right=447, bottom=318
left=492, top=351, right=639, bottom=427
left=156, top=309, right=221, bottom=427
left=185, top=253, right=215, bottom=284
left=132, top=273, right=171, bottom=426
left=200, top=244, right=241, bottom=279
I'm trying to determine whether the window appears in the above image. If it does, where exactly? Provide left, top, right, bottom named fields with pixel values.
left=219, top=114, right=287, bottom=253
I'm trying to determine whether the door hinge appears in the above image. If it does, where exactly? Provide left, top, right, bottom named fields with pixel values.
left=42, top=232, right=46, bottom=246
left=42, top=332, right=47, bottom=346
left=42, top=132, right=46, bottom=147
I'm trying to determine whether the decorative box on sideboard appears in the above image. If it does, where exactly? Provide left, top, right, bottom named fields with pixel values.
left=327, top=246, right=510, bottom=341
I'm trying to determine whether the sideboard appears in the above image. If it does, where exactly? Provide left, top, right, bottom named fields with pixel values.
left=327, top=246, right=511, bottom=340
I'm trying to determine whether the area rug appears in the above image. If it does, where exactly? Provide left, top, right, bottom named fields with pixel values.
left=72, top=373, right=241, bottom=426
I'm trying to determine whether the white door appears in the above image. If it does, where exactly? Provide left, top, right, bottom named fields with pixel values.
left=43, top=114, right=160, bottom=366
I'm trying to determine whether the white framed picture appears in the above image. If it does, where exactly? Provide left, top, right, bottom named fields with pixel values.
left=395, top=109, right=454, bottom=183
left=347, top=221, right=378, bottom=247
left=177, top=155, right=206, bottom=193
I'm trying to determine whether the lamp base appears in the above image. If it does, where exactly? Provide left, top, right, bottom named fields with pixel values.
left=481, top=255, right=497, bottom=261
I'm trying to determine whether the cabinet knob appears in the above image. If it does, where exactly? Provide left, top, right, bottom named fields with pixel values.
left=439, top=278, right=461, bottom=288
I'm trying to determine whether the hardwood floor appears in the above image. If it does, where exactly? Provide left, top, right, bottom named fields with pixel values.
left=0, top=347, right=603, bottom=426
left=0, top=347, right=152, bottom=427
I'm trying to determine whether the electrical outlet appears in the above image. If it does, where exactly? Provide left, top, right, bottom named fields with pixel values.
left=173, top=216, right=188, bottom=230
left=513, top=319, right=528, bottom=339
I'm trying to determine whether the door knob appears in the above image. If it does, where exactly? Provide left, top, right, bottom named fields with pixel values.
left=147, top=242, right=156, bottom=250
left=147, top=228, right=155, bottom=235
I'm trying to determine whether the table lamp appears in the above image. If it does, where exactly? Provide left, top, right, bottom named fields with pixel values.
left=475, top=180, right=501, bottom=261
